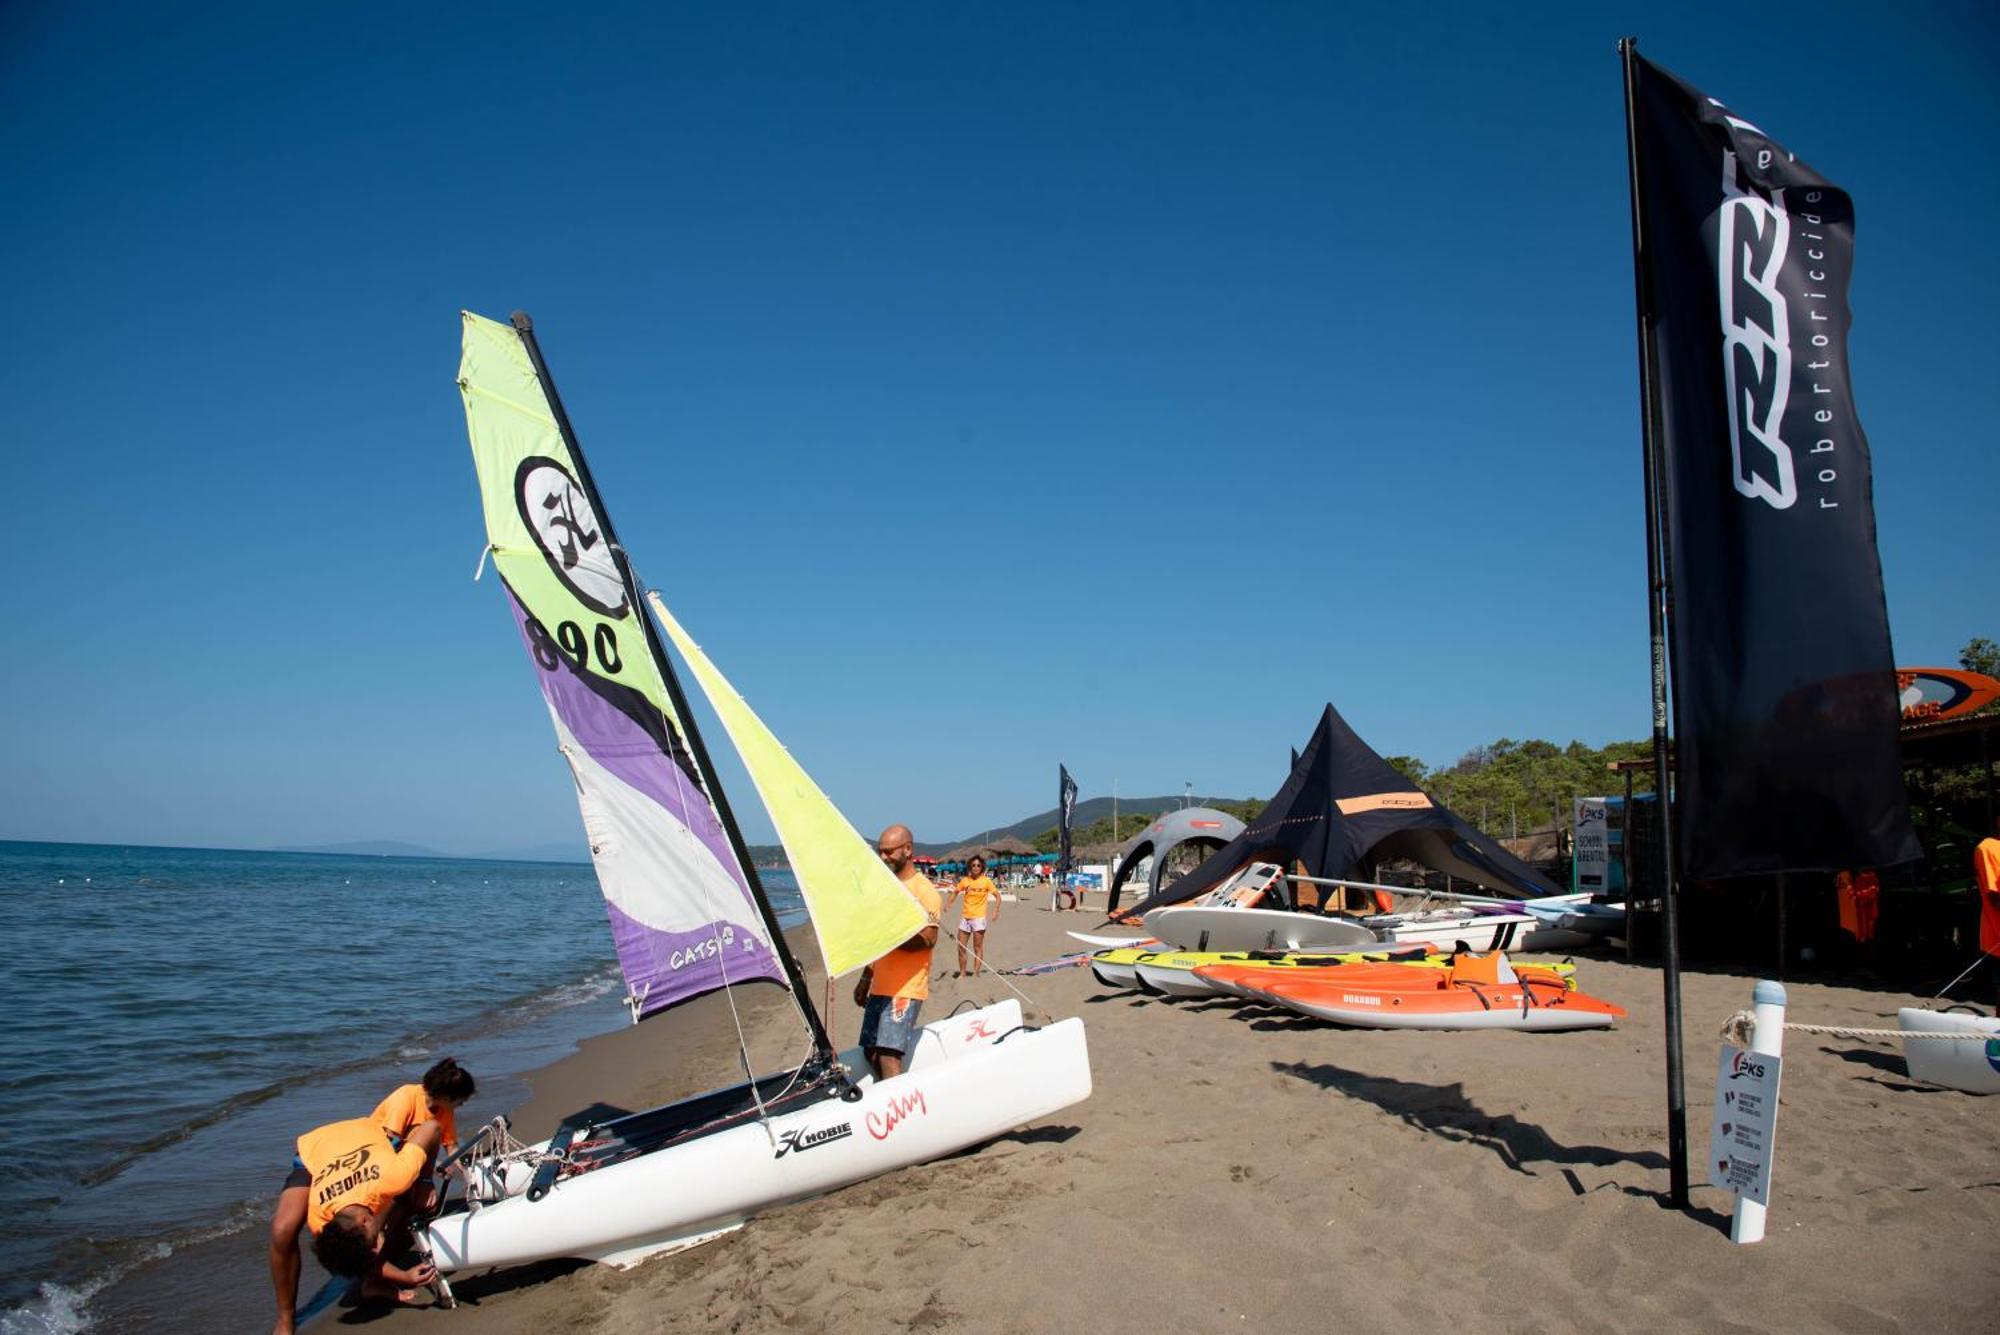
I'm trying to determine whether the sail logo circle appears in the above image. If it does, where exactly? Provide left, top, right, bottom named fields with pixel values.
left=515, top=457, right=629, bottom=618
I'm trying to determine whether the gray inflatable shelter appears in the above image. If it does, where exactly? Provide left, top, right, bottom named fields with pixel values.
left=1103, top=806, right=1247, bottom=913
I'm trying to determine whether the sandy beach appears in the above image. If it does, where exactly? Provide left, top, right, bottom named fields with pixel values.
left=263, top=894, right=1998, bottom=1335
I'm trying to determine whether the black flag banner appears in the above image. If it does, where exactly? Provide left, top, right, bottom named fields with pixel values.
left=1056, top=765, right=1079, bottom=899
left=1630, top=53, right=1918, bottom=879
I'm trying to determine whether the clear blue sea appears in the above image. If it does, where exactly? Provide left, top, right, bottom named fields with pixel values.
left=0, top=840, right=803, bottom=1333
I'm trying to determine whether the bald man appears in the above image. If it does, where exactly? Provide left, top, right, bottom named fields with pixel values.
left=853, top=824, right=943, bottom=1078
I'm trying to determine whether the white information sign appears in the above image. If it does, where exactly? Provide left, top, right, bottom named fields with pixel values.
left=1572, top=798, right=1610, bottom=892
left=1708, top=1044, right=1783, bottom=1206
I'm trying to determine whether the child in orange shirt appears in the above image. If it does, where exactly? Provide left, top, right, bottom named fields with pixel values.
left=372, top=1057, right=477, bottom=1162
left=952, top=856, right=1001, bottom=978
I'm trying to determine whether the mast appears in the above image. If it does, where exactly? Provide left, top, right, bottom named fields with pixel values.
left=508, top=311, right=839, bottom=1067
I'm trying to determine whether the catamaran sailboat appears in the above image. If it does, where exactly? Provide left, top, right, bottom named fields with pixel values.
left=423, top=311, right=1092, bottom=1279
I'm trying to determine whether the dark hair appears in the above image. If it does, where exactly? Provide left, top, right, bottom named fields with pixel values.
left=968, top=856, right=986, bottom=871
left=423, top=1057, right=476, bottom=1103
left=311, top=1214, right=375, bottom=1277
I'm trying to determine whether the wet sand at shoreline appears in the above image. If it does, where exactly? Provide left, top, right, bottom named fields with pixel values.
left=291, top=897, right=2000, bottom=1334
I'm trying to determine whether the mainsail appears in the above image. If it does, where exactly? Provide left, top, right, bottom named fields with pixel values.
left=457, top=311, right=786, bottom=1017
left=649, top=593, right=928, bottom=978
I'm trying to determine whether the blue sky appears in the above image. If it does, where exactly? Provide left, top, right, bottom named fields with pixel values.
left=3, top=2, right=1994, bottom=857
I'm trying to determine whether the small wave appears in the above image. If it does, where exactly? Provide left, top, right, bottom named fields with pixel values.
left=0, top=1278, right=100, bottom=1335
left=0, top=1200, right=263, bottom=1335
left=76, top=963, right=625, bottom=1189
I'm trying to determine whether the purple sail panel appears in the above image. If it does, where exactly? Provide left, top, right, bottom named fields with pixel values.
left=498, top=582, right=786, bottom=1012
left=606, top=901, right=787, bottom=1018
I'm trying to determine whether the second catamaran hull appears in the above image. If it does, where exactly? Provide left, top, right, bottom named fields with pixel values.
left=427, top=1000, right=1090, bottom=1272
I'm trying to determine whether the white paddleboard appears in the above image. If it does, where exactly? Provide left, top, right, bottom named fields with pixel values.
left=1067, top=931, right=1158, bottom=948
left=1143, top=905, right=1375, bottom=953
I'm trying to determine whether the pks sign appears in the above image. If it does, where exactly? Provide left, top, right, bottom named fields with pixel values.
left=1708, top=1044, right=1783, bottom=1206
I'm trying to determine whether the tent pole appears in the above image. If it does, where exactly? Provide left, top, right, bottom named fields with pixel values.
left=1621, top=37, right=1690, bottom=1208
left=1776, top=873, right=1788, bottom=980
left=1622, top=768, right=1636, bottom=962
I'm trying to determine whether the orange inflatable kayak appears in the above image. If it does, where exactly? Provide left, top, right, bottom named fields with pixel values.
left=1208, top=954, right=1625, bottom=1031
left=1193, top=955, right=1574, bottom=1001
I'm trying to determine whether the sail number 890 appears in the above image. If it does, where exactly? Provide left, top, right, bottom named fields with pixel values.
left=528, top=617, right=622, bottom=675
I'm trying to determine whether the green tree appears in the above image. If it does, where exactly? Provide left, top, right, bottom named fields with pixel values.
left=1960, top=636, right=1999, bottom=679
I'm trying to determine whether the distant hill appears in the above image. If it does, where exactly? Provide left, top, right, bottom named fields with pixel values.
left=276, top=840, right=447, bottom=858
left=476, top=839, right=593, bottom=865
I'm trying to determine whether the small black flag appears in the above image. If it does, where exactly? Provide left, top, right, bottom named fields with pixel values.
left=1630, top=53, right=1917, bottom=878
left=1056, top=766, right=1079, bottom=900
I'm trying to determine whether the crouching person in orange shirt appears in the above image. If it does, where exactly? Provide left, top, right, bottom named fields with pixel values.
left=268, top=1114, right=444, bottom=1334
left=372, top=1057, right=477, bottom=1165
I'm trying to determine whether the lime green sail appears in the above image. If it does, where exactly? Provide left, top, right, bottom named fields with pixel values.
left=459, top=310, right=681, bottom=727
left=648, top=592, right=930, bottom=978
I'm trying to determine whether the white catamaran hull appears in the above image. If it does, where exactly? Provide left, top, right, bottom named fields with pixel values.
left=1898, top=1007, right=2000, bottom=1094
left=427, top=1001, right=1090, bottom=1272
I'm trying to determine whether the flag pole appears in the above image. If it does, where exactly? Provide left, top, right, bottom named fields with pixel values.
left=1618, top=37, right=1691, bottom=1208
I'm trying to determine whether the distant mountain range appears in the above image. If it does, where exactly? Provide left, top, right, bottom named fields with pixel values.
left=276, top=839, right=450, bottom=858
left=283, top=794, right=1255, bottom=868
left=276, top=838, right=593, bottom=864
left=914, top=795, right=1255, bottom=853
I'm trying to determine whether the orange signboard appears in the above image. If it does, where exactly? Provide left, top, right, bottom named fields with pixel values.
left=1897, top=668, right=2000, bottom=722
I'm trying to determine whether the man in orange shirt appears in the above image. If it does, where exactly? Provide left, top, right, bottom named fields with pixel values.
left=853, top=823, right=942, bottom=1079
left=268, top=1113, right=444, bottom=1333
left=1975, top=815, right=2000, bottom=1005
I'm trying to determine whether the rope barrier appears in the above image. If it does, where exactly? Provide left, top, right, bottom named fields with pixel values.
left=1718, top=1009, right=1991, bottom=1047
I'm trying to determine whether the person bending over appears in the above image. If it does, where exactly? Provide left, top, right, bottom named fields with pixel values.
left=854, top=823, right=941, bottom=1079
left=952, top=855, right=1000, bottom=978
left=373, top=1056, right=476, bottom=1163
left=268, top=1114, right=444, bottom=1334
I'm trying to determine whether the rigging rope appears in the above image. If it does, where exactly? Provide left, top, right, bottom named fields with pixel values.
left=959, top=938, right=1058, bottom=1026
left=1718, top=1009, right=1993, bottom=1047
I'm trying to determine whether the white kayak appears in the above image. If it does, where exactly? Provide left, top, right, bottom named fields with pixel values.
left=1067, top=931, right=1158, bottom=949
left=1898, top=1007, right=2000, bottom=1093
left=1090, top=961, right=1137, bottom=989
left=428, top=1000, right=1089, bottom=1272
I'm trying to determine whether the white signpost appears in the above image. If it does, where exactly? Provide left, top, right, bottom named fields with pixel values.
left=1709, top=979, right=1787, bottom=1243
left=1572, top=797, right=1610, bottom=893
